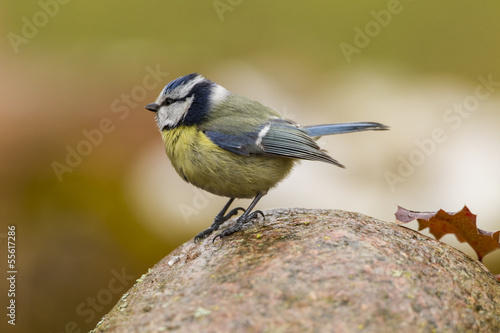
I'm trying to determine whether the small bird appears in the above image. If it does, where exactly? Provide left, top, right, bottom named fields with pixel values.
left=145, top=73, right=387, bottom=242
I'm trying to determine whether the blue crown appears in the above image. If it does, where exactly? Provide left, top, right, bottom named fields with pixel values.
left=163, top=73, right=200, bottom=94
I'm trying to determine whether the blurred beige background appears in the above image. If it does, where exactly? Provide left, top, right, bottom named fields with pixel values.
left=1, top=1, right=500, bottom=332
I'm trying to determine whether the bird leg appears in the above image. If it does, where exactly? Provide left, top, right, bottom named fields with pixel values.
left=194, top=198, right=244, bottom=242
left=213, top=193, right=265, bottom=242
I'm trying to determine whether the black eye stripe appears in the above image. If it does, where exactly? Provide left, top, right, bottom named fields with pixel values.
left=163, top=93, right=194, bottom=106
left=164, top=98, right=175, bottom=106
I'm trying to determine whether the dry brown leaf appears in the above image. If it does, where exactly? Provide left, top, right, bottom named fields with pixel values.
left=395, top=205, right=500, bottom=261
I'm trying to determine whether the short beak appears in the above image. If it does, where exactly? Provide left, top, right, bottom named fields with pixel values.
left=145, top=103, right=159, bottom=112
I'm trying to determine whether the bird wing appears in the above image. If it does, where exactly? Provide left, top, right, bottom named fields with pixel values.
left=203, top=117, right=344, bottom=167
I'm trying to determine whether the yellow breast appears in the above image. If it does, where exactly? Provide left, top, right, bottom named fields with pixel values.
left=161, top=126, right=295, bottom=198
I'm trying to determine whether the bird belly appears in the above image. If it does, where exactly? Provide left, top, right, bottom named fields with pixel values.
left=162, top=126, right=295, bottom=198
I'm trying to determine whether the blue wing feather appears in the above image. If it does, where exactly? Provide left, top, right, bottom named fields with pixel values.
left=204, top=131, right=257, bottom=156
left=204, top=118, right=344, bottom=167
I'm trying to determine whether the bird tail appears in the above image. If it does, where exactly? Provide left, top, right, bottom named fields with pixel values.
left=303, top=122, right=389, bottom=137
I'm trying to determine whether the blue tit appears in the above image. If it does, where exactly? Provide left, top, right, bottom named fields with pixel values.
left=145, top=73, right=388, bottom=242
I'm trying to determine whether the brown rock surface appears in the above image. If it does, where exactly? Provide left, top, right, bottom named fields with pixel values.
left=92, top=208, right=500, bottom=333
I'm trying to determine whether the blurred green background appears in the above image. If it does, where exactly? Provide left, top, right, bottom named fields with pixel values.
left=2, top=1, right=500, bottom=332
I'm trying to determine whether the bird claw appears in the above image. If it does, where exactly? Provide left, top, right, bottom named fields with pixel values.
left=249, top=210, right=265, bottom=219
left=212, top=223, right=244, bottom=243
left=212, top=210, right=265, bottom=243
left=194, top=228, right=215, bottom=243
left=222, top=207, right=245, bottom=221
left=194, top=207, right=246, bottom=243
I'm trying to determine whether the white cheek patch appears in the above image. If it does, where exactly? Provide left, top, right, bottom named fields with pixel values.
left=156, top=96, right=194, bottom=129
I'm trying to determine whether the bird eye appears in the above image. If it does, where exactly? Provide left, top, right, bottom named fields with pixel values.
left=164, top=98, right=174, bottom=106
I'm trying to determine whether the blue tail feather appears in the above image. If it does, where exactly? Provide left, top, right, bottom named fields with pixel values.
left=303, top=122, right=388, bottom=137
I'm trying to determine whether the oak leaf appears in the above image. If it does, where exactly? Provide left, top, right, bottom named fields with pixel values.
left=395, top=205, right=500, bottom=261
